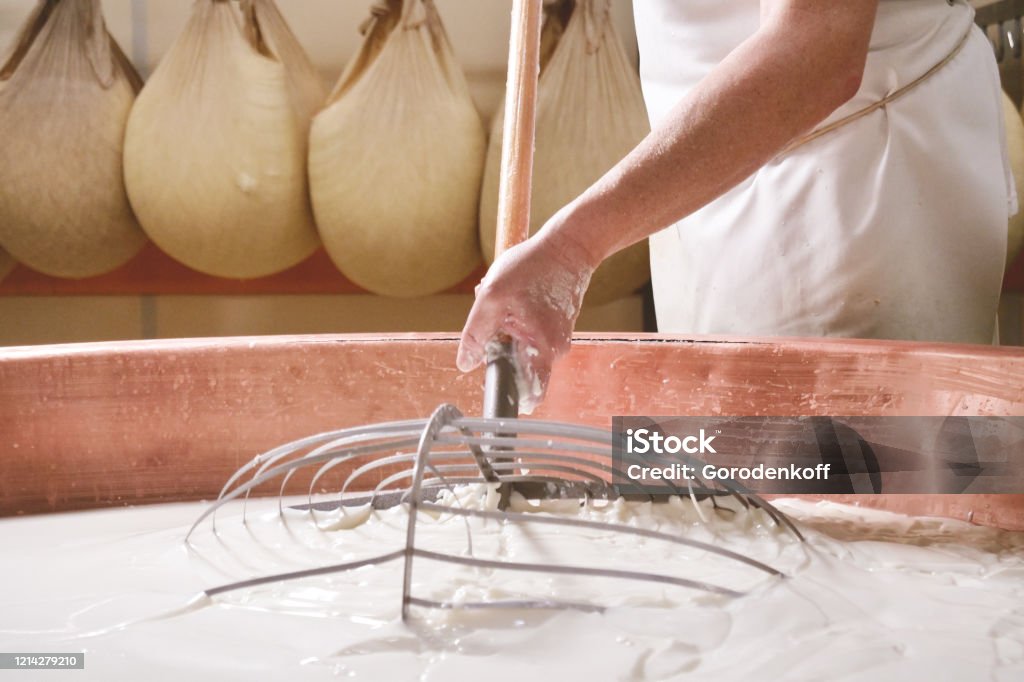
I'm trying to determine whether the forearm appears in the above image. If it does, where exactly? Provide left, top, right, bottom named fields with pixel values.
left=541, top=2, right=877, bottom=268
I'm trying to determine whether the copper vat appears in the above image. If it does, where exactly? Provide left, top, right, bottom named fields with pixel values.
left=1, top=333, right=1022, bottom=530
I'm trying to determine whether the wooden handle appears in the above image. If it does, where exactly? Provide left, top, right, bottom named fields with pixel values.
left=493, top=0, right=544, bottom=259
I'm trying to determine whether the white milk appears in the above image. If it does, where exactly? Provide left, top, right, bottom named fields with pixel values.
left=0, top=488, right=1021, bottom=681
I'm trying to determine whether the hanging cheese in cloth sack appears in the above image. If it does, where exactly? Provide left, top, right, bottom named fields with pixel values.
left=480, top=0, right=650, bottom=305
left=1003, top=92, right=1024, bottom=268
left=124, top=0, right=324, bottom=279
left=0, top=0, right=146, bottom=278
left=308, top=0, right=484, bottom=297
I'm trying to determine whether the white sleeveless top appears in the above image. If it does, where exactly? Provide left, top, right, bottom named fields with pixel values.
left=635, top=0, right=1013, bottom=344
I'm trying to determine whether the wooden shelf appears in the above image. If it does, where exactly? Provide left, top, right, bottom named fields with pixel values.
left=2, top=241, right=1019, bottom=296
left=0, top=242, right=487, bottom=297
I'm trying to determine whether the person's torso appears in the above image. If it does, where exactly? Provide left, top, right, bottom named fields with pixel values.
left=634, top=0, right=1010, bottom=343
left=634, top=0, right=972, bottom=128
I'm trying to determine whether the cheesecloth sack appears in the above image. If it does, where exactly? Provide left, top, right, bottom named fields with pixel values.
left=309, top=0, right=485, bottom=297
left=0, top=0, right=145, bottom=278
left=480, top=0, right=651, bottom=305
left=124, top=0, right=324, bottom=279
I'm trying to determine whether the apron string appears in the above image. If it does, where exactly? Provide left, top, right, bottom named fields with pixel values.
left=779, top=20, right=975, bottom=157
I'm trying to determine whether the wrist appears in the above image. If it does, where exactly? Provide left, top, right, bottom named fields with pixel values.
left=536, top=203, right=607, bottom=273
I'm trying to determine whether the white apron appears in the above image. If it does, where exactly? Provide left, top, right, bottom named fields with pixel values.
left=636, top=0, right=1014, bottom=343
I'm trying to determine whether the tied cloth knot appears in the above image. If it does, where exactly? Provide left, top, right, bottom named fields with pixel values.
left=580, top=0, right=612, bottom=55
left=359, top=0, right=429, bottom=36
left=359, top=0, right=396, bottom=35
left=779, top=19, right=974, bottom=156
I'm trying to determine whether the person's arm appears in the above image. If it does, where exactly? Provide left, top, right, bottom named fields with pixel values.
left=457, top=0, right=880, bottom=407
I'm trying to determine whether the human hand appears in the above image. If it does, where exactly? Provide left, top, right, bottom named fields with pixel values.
left=456, top=228, right=596, bottom=414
